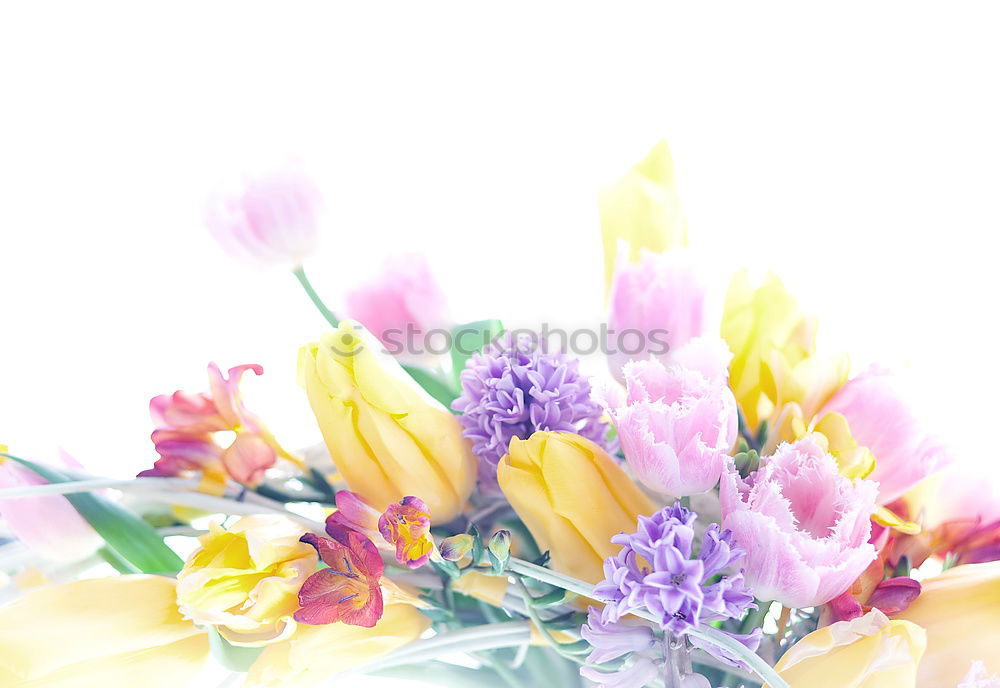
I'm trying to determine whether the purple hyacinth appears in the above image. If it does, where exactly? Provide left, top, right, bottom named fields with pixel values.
left=452, top=331, right=611, bottom=491
left=594, top=503, right=757, bottom=639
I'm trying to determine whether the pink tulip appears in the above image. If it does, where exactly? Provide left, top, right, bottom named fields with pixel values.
left=606, top=248, right=706, bottom=381
left=0, top=454, right=102, bottom=562
left=820, top=366, right=951, bottom=504
left=600, top=343, right=737, bottom=496
left=204, top=160, right=321, bottom=268
left=720, top=435, right=878, bottom=608
left=343, top=253, right=450, bottom=358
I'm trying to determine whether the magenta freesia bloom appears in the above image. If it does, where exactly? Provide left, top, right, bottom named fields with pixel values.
left=0, top=451, right=102, bottom=562
left=204, top=160, right=321, bottom=268
left=139, top=363, right=291, bottom=488
left=606, top=249, right=706, bottom=381
left=343, top=253, right=451, bottom=358
left=600, top=343, right=737, bottom=497
left=295, top=525, right=384, bottom=627
left=327, top=490, right=434, bottom=569
left=820, top=366, right=951, bottom=503
left=720, top=435, right=879, bottom=608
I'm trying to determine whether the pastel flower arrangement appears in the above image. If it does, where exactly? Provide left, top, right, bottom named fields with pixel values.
left=1, top=143, right=997, bottom=688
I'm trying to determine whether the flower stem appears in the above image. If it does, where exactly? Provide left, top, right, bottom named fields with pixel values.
left=512, top=574, right=585, bottom=665
left=292, top=266, right=339, bottom=328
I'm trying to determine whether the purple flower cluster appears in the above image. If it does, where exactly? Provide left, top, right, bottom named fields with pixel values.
left=452, top=332, right=611, bottom=491
left=579, top=608, right=661, bottom=688
left=595, top=503, right=756, bottom=636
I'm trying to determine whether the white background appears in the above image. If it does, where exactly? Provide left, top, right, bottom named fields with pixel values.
left=2, top=3, right=999, bottom=685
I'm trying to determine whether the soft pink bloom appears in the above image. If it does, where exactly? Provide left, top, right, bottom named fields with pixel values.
left=0, top=453, right=102, bottom=561
left=139, top=363, right=291, bottom=488
left=343, top=253, right=450, bottom=357
left=606, top=248, right=706, bottom=381
left=295, top=527, right=384, bottom=627
left=720, top=435, right=878, bottom=608
left=820, top=366, right=951, bottom=504
left=600, top=343, right=737, bottom=496
left=204, top=160, right=321, bottom=268
left=327, top=490, right=434, bottom=569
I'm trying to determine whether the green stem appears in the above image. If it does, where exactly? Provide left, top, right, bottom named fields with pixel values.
left=740, top=599, right=773, bottom=635
left=292, top=266, right=339, bottom=328
left=512, top=575, right=585, bottom=665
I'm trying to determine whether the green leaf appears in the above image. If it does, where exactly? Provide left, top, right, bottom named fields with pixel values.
left=207, top=627, right=264, bottom=672
left=402, top=364, right=459, bottom=408
left=528, top=588, right=571, bottom=608
left=4, top=454, right=184, bottom=574
left=450, top=319, right=504, bottom=387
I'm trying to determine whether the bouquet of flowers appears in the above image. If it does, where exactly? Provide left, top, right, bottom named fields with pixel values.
left=2, top=142, right=997, bottom=688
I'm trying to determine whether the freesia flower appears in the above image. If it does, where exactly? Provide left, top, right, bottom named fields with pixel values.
left=139, top=362, right=298, bottom=489
left=325, top=490, right=434, bottom=569
left=764, top=609, right=926, bottom=688
left=298, top=321, right=475, bottom=523
left=594, top=503, right=758, bottom=667
left=175, top=515, right=317, bottom=646
left=600, top=140, right=688, bottom=292
left=453, top=331, right=611, bottom=493
left=600, top=349, right=737, bottom=497
left=720, top=435, right=878, bottom=608
left=605, top=248, right=706, bottom=379
left=0, top=575, right=208, bottom=688
left=204, top=159, right=321, bottom=269
left=343, top=253, right=451, bottom=359
left=244, top=601, right=430, bottom=688
left=497, top=431, right=656, bottom=584
left=895, top=561, right=1000, bottom=687
left=721, top=270, right=816, bottom=431
left=820, top=366, right=951, bottom=503
left=0, top=448, right=102, bottom=561
left=295, top=525, right=385, bottom=628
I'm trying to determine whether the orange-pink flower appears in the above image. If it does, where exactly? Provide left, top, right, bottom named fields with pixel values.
left=327, top=490, right=434, bottom=569
left=295, top=526, right=384, bottom=628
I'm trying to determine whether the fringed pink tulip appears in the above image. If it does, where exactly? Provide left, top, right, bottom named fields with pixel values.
left=204, top=160, right=321, bottom=268
left=343, top=253, right=451, bottom=358
left=720, top=435, right=878, bottom=608
left=606, top=248, right=706, bottom=381
left=600, top=343, right=737, bottom=497
left=139, top=363, right=294, bottom=489
left=820, top=366, right=950, bottom=503
left=0, top=452, right=102, bottom=562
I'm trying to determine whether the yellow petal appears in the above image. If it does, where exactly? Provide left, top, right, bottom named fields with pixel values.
left=453, top=571, right=510, bottom=607
left=871, top=505, right=921, bottom=536
left=0, top=575, right=208, bottom=688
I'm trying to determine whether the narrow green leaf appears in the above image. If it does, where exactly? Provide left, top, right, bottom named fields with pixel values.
left=4, top=454, right=183, bottom=574
left=402, top=364, right=459, bottom=408
left=450, top=319, right=504, bottom=387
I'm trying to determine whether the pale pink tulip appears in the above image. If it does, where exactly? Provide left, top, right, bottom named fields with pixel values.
left=343, top=253, right=450, bottom=357
left=606, top=248, right=706, bottom=381
left=204, top=160, right=321, bottom=268
left=720, top=435, right=878, bottom=608
left=0, top=454, right=102, bottom=562
left=820, top=366, right=951, bottom=504
left=600, top=343, right=737, bottom=496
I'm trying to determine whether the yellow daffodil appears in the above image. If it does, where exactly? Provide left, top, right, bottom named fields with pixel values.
left=176, top=515, right=318, bottom=646
left=0, top=575, right=208, bottom=688
left=895, top=562, right=1000, bottom=687
left=243, top=601, right=430, bottom=688
left=497, top=431, right=656, bottom=584
left=765, top=609, right=925, bottom=688
left=298, top=321, right=476, bottom=523
left=600, top=140, right=688, bottom=292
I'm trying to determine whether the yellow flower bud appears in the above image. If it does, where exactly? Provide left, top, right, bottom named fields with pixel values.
left=766, top=609, right=926, bottom=688
left=244, top=601, right=431, bottom=688
left=176, top=515, right=318, bottom=646
left=497, top=431, right=656, bottom=584
left=600, top=140, right=688, bottom=292
left=0, top=575, right=208, bottom=688
left=895, top=562, right=1000, bottom=687
left=298, top=321, right=476, bottom=523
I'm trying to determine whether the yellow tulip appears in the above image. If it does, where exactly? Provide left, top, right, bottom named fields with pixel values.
left=243, top=601, right=431, bottom=688
left=497, top=431, right=656, bottom=584
left=0, top=575, right=208, bottom=688
left=895, top=562, right=1000, bottom=687
left=600, top=140, right=688, bottom=292
left=298, top=321, right=476, bottom=523
left=176, top=515, right=318, bottom=646
left=721, top=270, right=819, bottom=430
left=765, top=609, right=925, bottom=688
